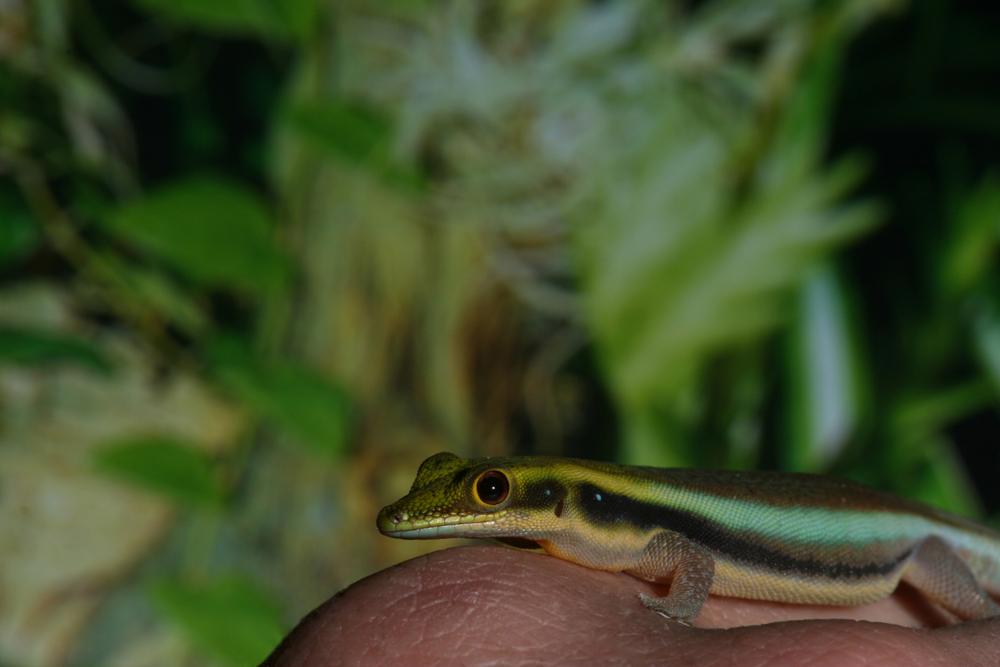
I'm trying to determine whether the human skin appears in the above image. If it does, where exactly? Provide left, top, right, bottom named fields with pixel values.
left=261, top=545, right=1000, bottom=667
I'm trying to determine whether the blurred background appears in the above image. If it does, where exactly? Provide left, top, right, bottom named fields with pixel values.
left=1, top=0, right=999, bottom=664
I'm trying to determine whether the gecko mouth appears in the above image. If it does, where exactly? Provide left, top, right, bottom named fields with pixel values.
left=377, top=519, right=499, bottom=539
left=379, top=525, right=463, bottom=539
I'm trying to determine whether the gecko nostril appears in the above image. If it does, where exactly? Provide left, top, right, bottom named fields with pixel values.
left=394, top=513, right=403, bottom=523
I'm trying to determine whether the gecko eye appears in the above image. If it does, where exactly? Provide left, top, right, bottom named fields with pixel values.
left=476, top=471, right=509, bottom=505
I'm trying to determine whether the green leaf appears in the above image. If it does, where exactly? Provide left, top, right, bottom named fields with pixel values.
left=208, top=337, right=350, bottom=457
left=286, top=102, right=390, bottom=163
left=149, top=576, right=285, bottom=667
left=892, top=382, right=993, bottom=438
left=972, top=299, right=1000, bottom=396
left=284, top=102, right=424, bottom=191
left=123, top=267, right=209, bottom=335
left=940, top=174, right=1000, bottom=296
left=130, top=0, right=315, bottom=40
left=106, top=175, right=287, bottom=294
left=784, top=264, right=868, bottom=472
left=887, top=435, right=982, bottom=518
left=0, top=329, right=112, bottom=373
left=0, top=189, right=40, bottom=265
left=93, top=437, right=224, bottom=507
left=100, top=252, right=209, bottom=335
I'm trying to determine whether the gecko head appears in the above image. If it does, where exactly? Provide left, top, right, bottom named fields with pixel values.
left=376, top=452, right=567, bottom=539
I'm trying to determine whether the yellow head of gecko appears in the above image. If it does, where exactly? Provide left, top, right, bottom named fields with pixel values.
left=376, top=452, right=570, bottom=540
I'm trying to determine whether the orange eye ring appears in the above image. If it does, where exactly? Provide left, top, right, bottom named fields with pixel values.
left=476, top=471, right=509, bottom=505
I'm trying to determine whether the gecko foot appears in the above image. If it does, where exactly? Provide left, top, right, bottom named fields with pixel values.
left=638, top=593, right=693, bottom=625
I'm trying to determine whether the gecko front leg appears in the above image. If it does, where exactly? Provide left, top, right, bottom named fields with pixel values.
left=625, top=529, right=715, bottom=625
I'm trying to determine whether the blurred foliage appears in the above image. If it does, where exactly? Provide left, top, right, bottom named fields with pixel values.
left=207, top=335, right=351, bottom=457
left=148, top=576, right=286, bottom=667
left=106, top=175, right=288, bottom=295
left=94, top=437, right=226, bottom=508
left=0, top=328, right=111, bottom=372
left=2, top=0, right=1000, bottom=665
